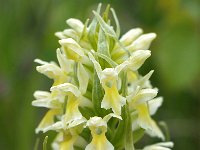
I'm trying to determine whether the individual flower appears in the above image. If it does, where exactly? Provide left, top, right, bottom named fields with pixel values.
left=35, top=49, right=72, bottom=86
left=48, top=118, right=86, bottom=150
left=88, top=52, right=126, bottom=116
left=50, top=83, right=85, bottom=127
left=127, top=81, right=164, bottom=140
left=59, top=38, right=90, bottom=94
left=85, top=114, right=120, bottom=150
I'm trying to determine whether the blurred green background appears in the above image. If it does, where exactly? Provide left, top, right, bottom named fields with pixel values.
left=0, top=0, right=200, bottom=149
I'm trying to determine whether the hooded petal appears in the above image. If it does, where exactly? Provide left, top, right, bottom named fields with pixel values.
left=66, top=18, right=84, bottom=33
left=59, top=38, right=84, bottom=61
left=51, top=83, right=81, bottom=98
left=125, top=50, right=151, bottom=71
left=120, top=28, right=143, bottom=46
left=127, top=33, right=156, bottom=52
left=127, top=88, right=158, bottom=106
left=113, top=28, right=143, bottom=51
left=63, top=29, right=79, bottom=40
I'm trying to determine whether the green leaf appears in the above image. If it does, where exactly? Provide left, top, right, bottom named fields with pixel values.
left=80, top=18, right=90, bottom=41
left=92, top=71, right=106, bottom=117
left=133, top=128, right=145, bottom=144
left=79, top=107, right=95, bottom=120
left=125, top=104, right=135, bottom=150
left=111, top=8, right=120, bottom=38
left=111, top=106, right=126, bottom=149
left=94, top=10, right=131, bottom=59
left=88, top=3, right=102, bottom=50
left=96, top=52, right=118, bottom=68
left=102, top=4, right=110, bottom=22
left=97, top=27, right=110, bottom=68
left=93, top=11, right=117, bottom=38
left=97, top=28, right=110, bottom=57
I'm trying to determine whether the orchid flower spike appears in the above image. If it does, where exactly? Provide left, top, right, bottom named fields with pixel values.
left=32, top=4, right=173, bottom=150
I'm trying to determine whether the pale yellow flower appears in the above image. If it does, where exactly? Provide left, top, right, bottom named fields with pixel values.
left=127, top=88, right=164, bottom=140
left=50, top=83, right=85, bottom=127
left=85, top=114, right=120, bottom=150
left=32, top=90, right=64, bottom=109
left=34, top=49, right=72, bottom=86
left=50, top=120, right=86, bottom=150
left=88, top=52, right=126, bottom=116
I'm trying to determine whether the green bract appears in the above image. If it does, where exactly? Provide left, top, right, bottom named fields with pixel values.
left=33, top=3, right=173, bottom=150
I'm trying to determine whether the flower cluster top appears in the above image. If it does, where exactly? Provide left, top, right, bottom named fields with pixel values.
left=32, top=4, right=173, bottom=150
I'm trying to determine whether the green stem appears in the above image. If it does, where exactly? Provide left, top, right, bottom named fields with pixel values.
left=122, top=71, right=135, bottom=150
left=125, top=104, right=135, bottom=150
left=42, top=136, right=48, bottom=150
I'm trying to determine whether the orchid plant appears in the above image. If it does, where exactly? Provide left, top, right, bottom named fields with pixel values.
left=32, top=4, right=173, bottom=150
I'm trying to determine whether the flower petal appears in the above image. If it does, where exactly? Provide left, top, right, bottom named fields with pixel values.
left=51, top=83, right=81, bottom=97
left=101, top=83, right=126, bottom=115
left=143, top=142, right=174, bottom=150
left=66, top=18, right=84, bottom=33
left=86, top=116, right=114, bottom=150
left=148, top=97, right=163, bottom=116
left=135, top=103, right=164, bottom=140
left=119, top=28, right=143, bottom=46
left=127, top=33, right=157, bottom=52
left=127, top=50, right=151, bottom=71
left=35, top=109, right=61, bottom=133
left=59, top=38, right=84, bottom=61
left=56, top=48, right=73, bottom=73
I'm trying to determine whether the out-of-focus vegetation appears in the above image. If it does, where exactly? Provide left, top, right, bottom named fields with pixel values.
left=0, top=0, right=199, bottom=149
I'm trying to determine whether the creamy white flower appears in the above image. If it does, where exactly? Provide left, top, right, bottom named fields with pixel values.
left=127, top=88, right=164, bottom=140
left=32, top=90, right=64, bottom=108
left=51, top=121, right=86, bottom=150
left=52, top=133, right=87, bottom=150
left=34, top=49, right=71, bottom=85
left=85, top=114, right=120, bottom=150
left=50, top=83, right=85, bottom=128
left=88, top=52, right=126, bottom=116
